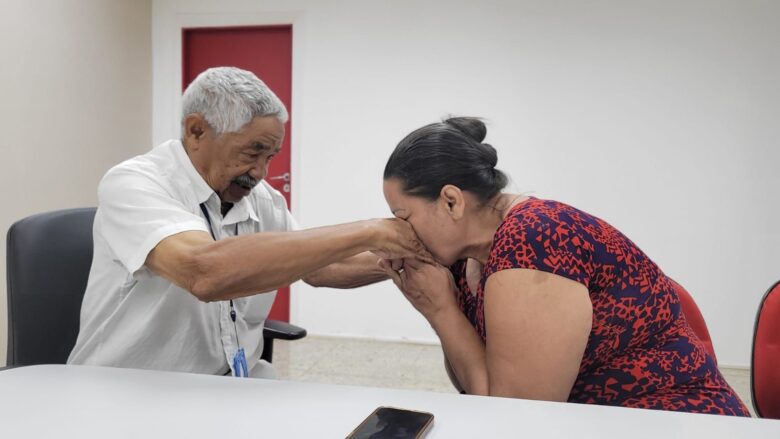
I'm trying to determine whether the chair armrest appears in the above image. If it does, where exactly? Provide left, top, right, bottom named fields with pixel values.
left=263, top=319, right=307, bottom=341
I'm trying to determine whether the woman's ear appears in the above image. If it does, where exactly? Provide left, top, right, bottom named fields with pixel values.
left=440, top=185, right=465, bottom=220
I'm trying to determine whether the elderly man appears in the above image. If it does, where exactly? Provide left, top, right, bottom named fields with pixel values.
left=67, top=67, right=426, bottom=378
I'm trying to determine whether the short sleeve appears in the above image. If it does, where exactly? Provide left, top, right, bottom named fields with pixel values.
left=97, top=166, right=209, bottom=274
left=486, top=206, right=593, bottom=287
left=286, top=211, right=300, bottom=231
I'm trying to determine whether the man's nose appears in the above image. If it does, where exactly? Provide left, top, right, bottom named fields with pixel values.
left=248, top=159, right=268, bottom=181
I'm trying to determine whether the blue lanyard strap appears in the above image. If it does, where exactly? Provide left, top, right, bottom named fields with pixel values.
left=232, top=348, right=249, bottom=378
left=199, top=203, right=218, bottom=239
left=199, top=202, right=247, bottom=378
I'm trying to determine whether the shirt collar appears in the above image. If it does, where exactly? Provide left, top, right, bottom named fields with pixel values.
left=223, top=196, right=260, bottom=225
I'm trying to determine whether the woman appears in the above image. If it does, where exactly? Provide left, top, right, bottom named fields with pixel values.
left=379, top=117, right=749, bottom=416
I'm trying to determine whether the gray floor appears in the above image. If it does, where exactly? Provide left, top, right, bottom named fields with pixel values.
left=273, top=335, right=755, bottom=416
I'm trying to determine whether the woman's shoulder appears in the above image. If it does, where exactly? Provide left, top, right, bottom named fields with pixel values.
left=500, top=197, right=590, bottom=234
left=513, top=196, right=585, bottom=216
left=488, top=197, right=597, bottom=285
left=492, top=196, right=612, bottom=259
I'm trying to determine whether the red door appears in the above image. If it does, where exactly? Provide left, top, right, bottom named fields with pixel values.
left=183, top=25, right=293, bottom=322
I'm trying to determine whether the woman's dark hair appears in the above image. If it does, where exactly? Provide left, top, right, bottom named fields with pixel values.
left=384, top=117, right=508, bottom=202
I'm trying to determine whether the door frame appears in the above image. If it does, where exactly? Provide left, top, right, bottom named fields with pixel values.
left=152, top=9, right=305, bottom=322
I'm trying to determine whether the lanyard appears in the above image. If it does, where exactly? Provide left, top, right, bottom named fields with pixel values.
left=199, top=202, right=248, bottom=378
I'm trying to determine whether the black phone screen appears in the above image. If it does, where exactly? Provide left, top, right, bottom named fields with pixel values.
left=347, top=406, right=434, bottom=439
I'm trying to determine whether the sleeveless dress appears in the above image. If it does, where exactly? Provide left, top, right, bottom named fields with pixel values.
left=451, top=198, right=749, bottom=416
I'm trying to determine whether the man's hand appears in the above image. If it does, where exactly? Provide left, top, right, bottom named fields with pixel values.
left=369, top=218, right=433, bottom=263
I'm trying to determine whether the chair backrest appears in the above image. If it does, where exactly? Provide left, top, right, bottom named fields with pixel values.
left=752, top=280, right=780, bottom=419
left=6, top=208, right=96, bottom=366
left=669, top=278, right=718, bottom=365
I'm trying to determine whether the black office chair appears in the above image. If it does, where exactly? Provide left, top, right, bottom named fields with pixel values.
left=5, top=207, right=305, bottom=368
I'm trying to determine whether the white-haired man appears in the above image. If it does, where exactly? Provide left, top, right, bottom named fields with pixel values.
left=68, top=67, right=426, bottom=378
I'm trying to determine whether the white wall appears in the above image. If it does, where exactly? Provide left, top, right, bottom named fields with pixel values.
left=0, top=0, right=152, bottom=365
left=153, top=0, right=780, bottom=367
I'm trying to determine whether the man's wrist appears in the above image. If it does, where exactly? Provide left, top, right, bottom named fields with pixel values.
left=346, top=219, right=377, bottom=255
left=357, top=219, right=383, bottom=252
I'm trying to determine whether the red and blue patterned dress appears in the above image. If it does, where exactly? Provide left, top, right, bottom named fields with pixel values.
left=451, top=198, right=750, bottom=416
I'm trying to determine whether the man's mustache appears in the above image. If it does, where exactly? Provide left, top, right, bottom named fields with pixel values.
left=232, top=174, right=260, bottom=189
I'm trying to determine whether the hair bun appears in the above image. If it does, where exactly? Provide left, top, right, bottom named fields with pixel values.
left=385, top=116, right=509, bottom=202
left=478, top=142, right=498, bottom=168
left=444, top=117, right=487, bottom=143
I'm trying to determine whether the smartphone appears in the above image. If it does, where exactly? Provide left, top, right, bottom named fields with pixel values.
left=345, top=406, right=434, bottom=439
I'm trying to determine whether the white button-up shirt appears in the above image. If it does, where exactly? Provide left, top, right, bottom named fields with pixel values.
left=68, top=139, right=295, bottom=378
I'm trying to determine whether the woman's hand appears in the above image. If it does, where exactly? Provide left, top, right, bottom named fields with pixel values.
left=381, top=257, right=490, bottom=396
left=368, top=219, right=433, bottom=263
left=379, top=257, right=459, bottom=323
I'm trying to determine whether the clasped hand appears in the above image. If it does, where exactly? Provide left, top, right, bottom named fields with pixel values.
left=369, top=218, right=434, bottom=263
left=378, top=257, right=459, bottom=323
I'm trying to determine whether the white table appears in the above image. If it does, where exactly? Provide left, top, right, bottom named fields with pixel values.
left=0, top=365, right=778, bottom=438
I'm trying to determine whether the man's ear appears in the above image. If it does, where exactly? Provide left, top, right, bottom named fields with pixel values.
left=183, top=113, right=209, bottom=146
left=440, top=185, right=465, bottom=220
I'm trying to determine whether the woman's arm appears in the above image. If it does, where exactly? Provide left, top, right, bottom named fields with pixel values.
left=483, top=268, right=592, bottom=401
left=443, top=353, right=465, bottom=393
left=381, top=258, right=489, bottom=395
left=429, top=306, right=489, bottom=395
left=382, top=259, right=592, bottom=400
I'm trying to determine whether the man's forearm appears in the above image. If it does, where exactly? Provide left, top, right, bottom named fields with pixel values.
left=303, top=252, right=388, bottom=289
left=188, top=221, right=379, bottom=301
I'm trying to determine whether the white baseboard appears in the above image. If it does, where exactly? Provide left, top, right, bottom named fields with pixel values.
left=300, top=335, right=754, bottom=371
left=718, top=364, right=750, bottom=371
left=305, top=332, right=441, bottom=346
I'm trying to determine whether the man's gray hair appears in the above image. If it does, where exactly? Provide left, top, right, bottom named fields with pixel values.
left=181, top=67, right=288, bottom=136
